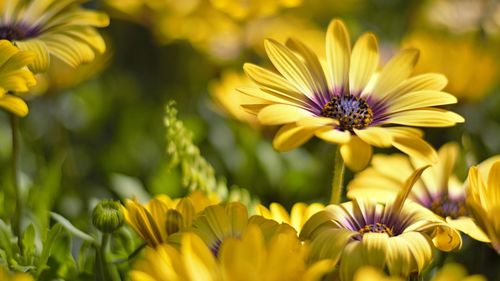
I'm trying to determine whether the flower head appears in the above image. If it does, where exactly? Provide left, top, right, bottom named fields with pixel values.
left=92, top=199, right=124, bottom=233
left=464, top=157, right=500, bottom=253
left=256, top=202, right=325, bottom=232
left=300, top=167, right=462, bottom=280
left=0, top=0, right=109, bottom=73
left=241, top=19, right=463, bottom=170
left=122, top=191, right=220, bottom=247
left=0, top=40, right=36, bottom=116
left=347, top=142, right=489, bottom=242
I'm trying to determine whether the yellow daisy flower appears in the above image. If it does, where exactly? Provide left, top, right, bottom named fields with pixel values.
left=300, top=167, right=462, bottom=280
left=130, top=225, right=333, bottom=281
left=0, top=0, right=109, bottom=73
left=240, top=18, right=463, bottom=171
left=0, top=267, right=33, bottom=281
left=347, top=143, right=489, bottom=242
left=0, top=40, right=36, bottom=117
left=122, top=191, right=220, bottom=247
left=464, top=157, right=500, bottom=254
left=256, top=202, right=325, bottom=232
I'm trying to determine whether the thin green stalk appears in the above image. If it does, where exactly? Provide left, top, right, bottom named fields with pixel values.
left=330, top=145, right=345, bottom=204
left=10, top=114, right=22, bottom=247
left=96, top=233, right=111, bottom=281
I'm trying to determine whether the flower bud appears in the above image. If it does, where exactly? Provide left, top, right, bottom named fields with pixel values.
left=92, top=200, right=124, bottom=233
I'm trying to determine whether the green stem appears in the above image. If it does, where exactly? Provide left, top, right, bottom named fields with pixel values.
left=10, top=115, right=22, bottom=247
left=96, top=234, right=111, bottom=281
left=330, top=145, right=345, bottom=204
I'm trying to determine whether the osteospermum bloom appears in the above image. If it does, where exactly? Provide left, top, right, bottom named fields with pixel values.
left=347, top=142, right=489, bottom=242
left=130, top=225, right=333, bottom=281
left=464, top=158, right=500, bottom=253
left=0, top=0, right=109, bottom=73
left=256, top=202, right=324, bottom=232
left=300, top=167, right=462, bottom=280
left=240, top=19, right=463, bottom=170
left=0, top=40, right=36, bottom=116
left=122, top=191, right=220, bottom=247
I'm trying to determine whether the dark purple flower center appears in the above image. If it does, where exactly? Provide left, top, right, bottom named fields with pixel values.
left=320, top=95, right=373, bottom=131
left=0, top=24, right=39, bottom=41
left=210, top=239, right=223, bottom=256
left=359, top=223, right=393, bottom=236
left=430, top=195, right=467, bottom=219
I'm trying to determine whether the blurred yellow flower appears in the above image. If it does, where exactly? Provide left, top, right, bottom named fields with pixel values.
left=0, top=267, right=33, bottom=281
left=0, top=40, right=36, bottom=117
left=240, top=18, right=463, bottom=171
left=130, top=225, right=333, bottom=281
left=353, top=267, right=402, bottom=281
left=403, top=32, right=498, bottom=102
left=210, top=0, right=302, bottom=20
left=209, top=70, right=265, bottom=125
left=256, top=202, right=324, bottom=232
left=464, top=157, right=500, bottom=253
left=347, top=143, right=489, bottom=242
left=0, top=0, right=109, bottom=73
left=122, top=191, right=220, bottom=247
left=300, top=167, right=462, bottom=280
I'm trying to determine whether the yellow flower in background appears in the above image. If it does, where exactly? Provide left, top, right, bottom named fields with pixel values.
left=0, top=40, right=36, bottom=117
left=210, top=0, right=302, bottom=20
left=122, top=191, right=220, bottom=247
left=403, top=33, right=498, bottom=102
left=209, top=70, right=266, bottom=125
left=130, top=225, right=333, bottom=281
left=300, top=167, right=462, bottom=280
left=347, top=143, right=489, bottom=242
left=0, top=267, right=33, bottom=281
left=241, top=19, right=463, bottom=171
left=256, top=202, right=324, bottom=232
left=464, top=158, right=500, bottom=254
left=0, top=0, right=109, bottom=73
left=353, top=267, right=403, bottom=281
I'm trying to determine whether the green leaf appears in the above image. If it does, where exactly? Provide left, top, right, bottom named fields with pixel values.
left=50, top=212, right=96, bottom=243
left=0, top=219, right=17, bottom=261
left=22, top=224, right=36, bottom=264
left=36, top=223, right=63, bottom=278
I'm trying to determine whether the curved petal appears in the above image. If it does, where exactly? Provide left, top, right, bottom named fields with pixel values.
left=391, top=133, right=438, bottom=165
left=326, top=19, right=351, bottom=93
left=297, top=116, right=338, bottom=129
left=340, top=136, right=372, bottom=171
left=354, top=127, right=393, bottom=147
left=0, top=95, right=28, bottom=117
left=349, top=32, right=379, bottom=95
left=15, top=39, right=50, bottom=73
left=273, top=123, right=315, bottom=151
left=314, top=127, right=351, bottom=144
left=257, top=104, right=312, bottom=125
left=446, top=217, right=490, bottom=243
left=382, top=73, right=448, bottom=101
left=386, top=90, right=457, bottom=114
left=386, top=108, right=464, bottom=127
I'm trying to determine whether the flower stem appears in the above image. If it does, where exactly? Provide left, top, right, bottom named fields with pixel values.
left=330, top=145, right=345, bottom=204
left=10, top=114, right=22, bottom=246
left=96, top=233, right=111, bottom=281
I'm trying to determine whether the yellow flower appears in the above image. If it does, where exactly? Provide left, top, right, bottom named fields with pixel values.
left=0, top=40, right=36, bottom=117
left=130, top=225, right=333, bottom=281
left=464, top=157, right=500, bottom=253
left=210, top=0, right=302, bottom=20
left=209, top=70, right=266, bottom=125
left=0, top=0, right=109, bottom=73
left=300, top=167, right=462, bottom=280
left=240, top=19, right=463, bottom=171
left=353, top=267, right=403, bottom=281
left=122, top=191, right=220, bottom=247
left=0, top=267, right=33, bottom=281
left=403, top=32, right=498, bottom=102
left=347, top=142, right=489, bottom=242
left=256, top=202, right=324, bottom=232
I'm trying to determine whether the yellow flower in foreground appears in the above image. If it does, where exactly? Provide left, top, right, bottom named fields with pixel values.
left=353, top=267, right=402, bottom=281
left=122, top=191, right=220, bottom=247
left=300, top=167, right=462, bottom=280
left=0, top=267, right=33, bottom=281
left=403, top=32, right=498, bottom=102
left=347, top=143, right=489, bottom=242
left=241, top=18, right=463, bottom=171
left=465, top=158, right=500, bottom=253
left=0, top=0, right=109, bottom=73
left=130, top=225, right=333, bottom=281
left=0, top=40, right=36, bottom=117
left=256, top=202, right=324, bottom=232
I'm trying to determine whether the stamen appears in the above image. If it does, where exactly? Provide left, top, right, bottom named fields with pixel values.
left=359, top=223, right=393, bottom=236
left=430, top=195, right=467, bottom=219
left=320, top=95, right=373, bottom=131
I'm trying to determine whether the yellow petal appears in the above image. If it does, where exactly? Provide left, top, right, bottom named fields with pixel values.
left=15, top=39, right=50, bottom=73
left=382, top=73, right=448, bottom=101
left=0, top=95, right=29, bottom=117
left=387, top=91, right=457, bottom=113
left=296, top=116, right=338, bottom=129
left=386, top=108, right=464, bottom=127
left=446, top=217, right=490, bottom=243
left=314, top=127, right=351, bottom=144
left=391, top=133, right=438, bottom=164
left=349, top=32, right=379, bottom=94
left=354, top=127, right=393, bottom=147
left=257, top=104, right=312, bottom=125
left=326, top=19, right=351, bottom=92
left=340, top=136, right=372, bottom=171
left=273, top=123, right=315, bottom=151
left=432, top=226, right=462, bottom=252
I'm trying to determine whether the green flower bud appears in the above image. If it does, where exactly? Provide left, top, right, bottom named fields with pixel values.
left=92, top=200, right=124, bottom=233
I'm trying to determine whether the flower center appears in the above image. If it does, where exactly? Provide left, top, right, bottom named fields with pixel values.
left=359, top=223, right=393, bottom=236
left=320, top=95, right=373, bottom=131
left=430, top=195, right=467, bottom=219
left=0, top=24, right=38, bottom=41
